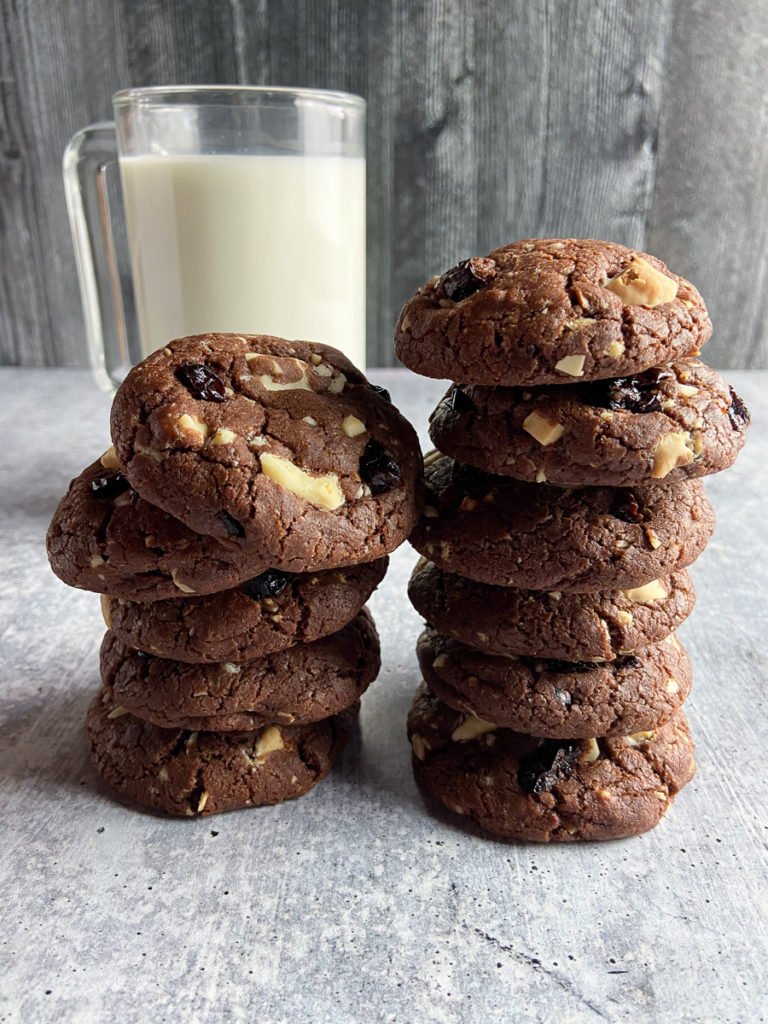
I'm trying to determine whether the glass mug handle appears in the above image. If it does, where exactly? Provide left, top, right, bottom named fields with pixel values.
left=63, top=123, right=130, bottom=392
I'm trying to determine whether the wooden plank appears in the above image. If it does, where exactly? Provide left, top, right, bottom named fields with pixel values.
left=646, top=0, right=768, bottom=370
left=2, top=0, right=768, bottom=369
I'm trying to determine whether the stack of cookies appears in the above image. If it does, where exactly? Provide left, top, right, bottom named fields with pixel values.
left=396, top=238, right=749, bottom=842
left=48, top=334, right=422, bottom=818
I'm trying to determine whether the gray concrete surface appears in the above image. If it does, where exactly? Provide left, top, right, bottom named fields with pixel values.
left=1, top=368, right=766, bottom=1023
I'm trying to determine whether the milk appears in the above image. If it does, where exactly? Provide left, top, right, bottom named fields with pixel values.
left=119, top=154, right=366, bottom=368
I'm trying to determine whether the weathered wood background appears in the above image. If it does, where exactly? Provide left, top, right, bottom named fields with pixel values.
left=2, top=0, right=768, bottom=368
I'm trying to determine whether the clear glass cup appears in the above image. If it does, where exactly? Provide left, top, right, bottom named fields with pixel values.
left=63, top=86, right=366, bottom=391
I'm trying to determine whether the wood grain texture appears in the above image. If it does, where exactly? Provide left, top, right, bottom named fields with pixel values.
left=1, top=0, right=766, bottom=368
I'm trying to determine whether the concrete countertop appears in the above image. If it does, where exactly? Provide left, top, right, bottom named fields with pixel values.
left=1, top=368, right=766, bottom=1024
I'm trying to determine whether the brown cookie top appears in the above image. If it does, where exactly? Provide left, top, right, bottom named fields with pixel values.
left=102, top=557, right=387, bottom=663
left=100, top=609, right=380, bottom=731
left=395, top=238, right=710, bottom=386
left=87, top=688, right=358, bottom=818
left=407, top=685, right=696, bottom=842
left=111, top=334, right=422, bottom=567
left=46, top=457, right=273, bottom=601
left=418, top=628, right=691, bottom=738
left=430, top=360, right=749, bottom=487
left=408, top=559, right=695, bottom=661
left=410, top=451, right=715, bottom=591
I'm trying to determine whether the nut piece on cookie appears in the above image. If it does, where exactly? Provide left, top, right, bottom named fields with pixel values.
left=605, top=256, right=678, bottom=307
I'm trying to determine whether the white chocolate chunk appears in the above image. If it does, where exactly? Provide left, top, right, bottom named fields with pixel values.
left=100, top=446, right=121, bottom=470
left=327, top=372, right=347, bottom=395
left=411, top=734, right=429, bottom=761
left=678, top=384, right=698, bottom=398
left=303, top=416, right=318, bottom=426
left=209, top=427, right=237, bottom=446
left=100, top=594, right=112, bottom=628
left=196, top=790, right=209, bottom=812
left=523, top=411, right=566, bottom=446
left=222, top=663, right=240, bottom=675
left=651, top=431, right=694, bottom=479
left=342, top=414, right=366, bottom=438
left=666, top=677, right=679, bottom=695
left=260, top=452, right=345, bottom=511
left=606, top=339, right=626, bottom=359
left=579, top=738, right=600, bottom=763
left=451, top=715, right=497, bottom=742
left=171, top=570, right=195, bottom=594
left=625, top=730, right=655, bottom=748
left=176, top=413, right=210, bottom=443
left=554, top=354, right=586, bottom=377
left=255, top=726, right=284, bottom=758
left=424, top=450, right=445, bottom=467
left=615, top=609, right=633, bottom=625
left=259, top=372, right=312, bottom=392
left=623, top=579, right=667, bottom=603
left=107, top=705, right=130, bottom=720
left=605, top=256, right=678, bottom=307
left=89, top=555, right=105, bottom=568
left=645, top=527, right=662, bottom=549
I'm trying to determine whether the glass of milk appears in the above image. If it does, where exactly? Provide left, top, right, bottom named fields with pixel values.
left=63, top=87, right=366, bottom=391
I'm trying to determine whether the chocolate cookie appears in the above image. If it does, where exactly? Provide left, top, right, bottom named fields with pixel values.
left=418, top=628, right=691, bottom=738
left=110, top=334, right=422, bottom=568
left=102, top=558, right=386, bottom=663
left=411, top=452, right=715, bottom=591
left=430, top=361, right=749, bottom=487
left=408, top=560, right=695, bottom=661
left=407, top=685, right=695, bottom=842
left=86, top=688, right=358, bottom=817
left=46, top=457, right=274, bottom=601
left=395, top=238, right=710, bottom=386
left=100, top=610, right=380, bottom=731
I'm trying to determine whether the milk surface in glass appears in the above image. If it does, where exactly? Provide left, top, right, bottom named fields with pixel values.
left=120, top=154, right=366, bottom=367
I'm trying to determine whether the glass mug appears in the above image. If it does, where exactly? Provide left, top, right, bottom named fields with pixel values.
left=63, top=86, right=366, bottom=391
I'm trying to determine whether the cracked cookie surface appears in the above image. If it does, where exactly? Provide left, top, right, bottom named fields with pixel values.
left=411, top=452, right=714, bottom=591
left=408, top=559, right=695, bottom=661
left=86, top=689, right=358, bottom=817
left=407, top=685, right=695, bottom=841
left=395, top=238, right=710, bottom=386
left=46, top=458, right=274, bottom=601
left=110, top=334, right=422, bottom=567
left=102, top=558, right=386, bottom=663
left=418, top=628, right=691, bottom=738
left=430, top=360, right=749, bottom=487
left=100, top=610, right=379, bottom=731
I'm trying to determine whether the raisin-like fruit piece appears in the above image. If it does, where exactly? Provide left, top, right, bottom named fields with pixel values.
left=369, top=383, right=392, bottom=403
left=448, top=386, right=476, bottom=414
left=360, top=440, right=401, bottom=495
left=535, top=658, right=596, bottom=675
left=439, top=257, right=497, bottom=302
left=610, top=489, right=646, bottom=524
left=176, top=363, right=227, bottom=402
left=219, top=511, right=245, bottom=538
left=518, top=740, right=581, bottom=794
left=585, top=367, right=675, bottom=413
left=90, top=472, right=130, bottom=501
left=241, top=569, right=292, bottom=600
left=727, top=387, right=750, bottom=430
left=451, top=460, right=487, bottom=493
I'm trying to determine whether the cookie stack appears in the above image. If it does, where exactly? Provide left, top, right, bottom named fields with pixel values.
left=396, top=238, right=750, bottom=842
left=47, top=333, right=422, bottom=817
